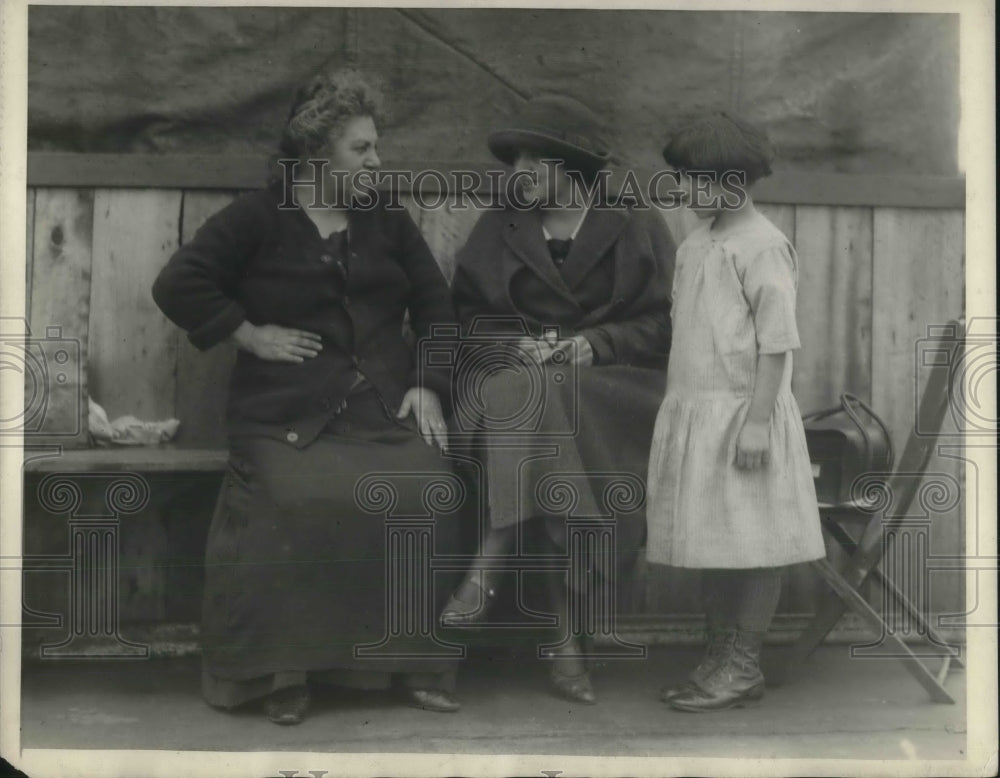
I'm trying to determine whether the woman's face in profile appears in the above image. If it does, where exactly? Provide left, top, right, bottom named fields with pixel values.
left=321, top=115, right=381, bottom=196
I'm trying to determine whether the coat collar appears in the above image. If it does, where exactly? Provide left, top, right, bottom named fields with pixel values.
left=559, top=206, right=630, bottom=291
left=501, top=206, right=631, bottom=303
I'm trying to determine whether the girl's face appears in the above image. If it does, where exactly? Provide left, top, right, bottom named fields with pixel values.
left=676, top=171, right=725, bottom=220
left=320, top=115, right=381, bottom=195
left=512, top=150, right=575, bottom=205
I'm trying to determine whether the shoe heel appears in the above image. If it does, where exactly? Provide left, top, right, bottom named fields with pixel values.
left=550, top=669, right=596, bottom=705
left=440, top=572, right=497, bottom=627
left=732, top=682, right=765, bottom=708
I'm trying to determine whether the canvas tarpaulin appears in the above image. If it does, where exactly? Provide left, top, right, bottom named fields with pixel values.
left=28, top=7, right=960, bottom=175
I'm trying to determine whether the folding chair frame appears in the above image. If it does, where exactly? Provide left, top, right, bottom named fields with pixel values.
left=784, top=319, right=967, bottom=704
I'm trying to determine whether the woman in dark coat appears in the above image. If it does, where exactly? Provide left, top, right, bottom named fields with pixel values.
left=152, top=69, right=463, bottom=724
left=442, top=94, right=677, bottom=704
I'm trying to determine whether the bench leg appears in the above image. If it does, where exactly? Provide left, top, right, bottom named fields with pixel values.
left=811, top=559, right=955, bottom=704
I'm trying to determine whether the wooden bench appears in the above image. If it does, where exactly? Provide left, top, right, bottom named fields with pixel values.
left=23, top=446, right=228, bottom=473
left=19, top=177, right=968, bottom=651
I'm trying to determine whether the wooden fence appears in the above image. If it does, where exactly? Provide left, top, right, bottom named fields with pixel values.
left=21, top=155, right=967, bottom=634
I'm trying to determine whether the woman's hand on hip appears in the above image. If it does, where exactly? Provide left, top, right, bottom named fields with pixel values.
left=735, top=419, right=770, bottom=470
left=397, top=387, right=448, bottom=451
left=230, top=322, right=323, bottom=363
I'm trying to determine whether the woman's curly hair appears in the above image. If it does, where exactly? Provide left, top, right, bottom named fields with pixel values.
left=278, top=69, right=385, bottom=159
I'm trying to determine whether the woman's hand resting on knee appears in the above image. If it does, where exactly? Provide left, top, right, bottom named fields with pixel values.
left=397, top=387, right=449, bottom=451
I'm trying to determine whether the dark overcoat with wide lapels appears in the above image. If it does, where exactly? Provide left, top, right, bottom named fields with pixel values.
left=451, top=203, right=677, bottom=576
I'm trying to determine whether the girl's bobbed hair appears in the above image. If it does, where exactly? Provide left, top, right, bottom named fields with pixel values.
left=662, top=112, right=775, bottom=185
left=278, top=68, right=384, bottom=160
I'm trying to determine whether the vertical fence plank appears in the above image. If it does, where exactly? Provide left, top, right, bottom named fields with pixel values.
left=793, top=206, right=874, bottom=413
left=89, top=189, right=183, bottom=422
left=25, top=188, right=35, bottom=321
left=872, top=207, right=965, bottom=616
left=787, top=208, right=874, bottom=614
left=172, top=191, right=241, bottom=448
left=872, top=208, right=965, bottom=445
left=20, top=188, right=89, bottom=640
left=26, top=189, right=95, bottom=447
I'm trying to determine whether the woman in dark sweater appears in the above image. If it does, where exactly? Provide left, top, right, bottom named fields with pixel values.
left=152, top=70, right=463, bottom=724
left=443, top=94, right=677, bottom=704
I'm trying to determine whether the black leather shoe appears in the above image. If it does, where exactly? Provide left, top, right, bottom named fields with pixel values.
left=550, top=667, right=596, bottom=705
left=668, top=677, right=764, bottom=712
left=668, top=631, right=765, bottom=713
left=266, top=685, right=310, bottom=725
left=543, top=640, right=596, bottom=705
left=439, top=573, right=497, bottom=628
left=660, top=680, right=697, bottom=703
left=660, top=629, right=735, bottom=702
left=401, top=688, right=461, bottom=713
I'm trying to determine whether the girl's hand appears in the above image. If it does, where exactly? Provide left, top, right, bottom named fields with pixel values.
left=397, top=387, right=448, bottom=451
left=735, top=419, right=770, bottom=470
left=231, top=322, right=322, bottom=363
left=737, top=352, right=785, bottom=470
left=513, top=337, right=555, bottom=364
left=553, top=335, right=594, bottom=366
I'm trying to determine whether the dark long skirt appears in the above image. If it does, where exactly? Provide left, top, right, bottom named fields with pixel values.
left=201, top=387, right=464, bottom=708
left=456, top=362, right=667, bottom=582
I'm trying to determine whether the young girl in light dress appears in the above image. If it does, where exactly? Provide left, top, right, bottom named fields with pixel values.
left=646, top=113, right=826, bottom=712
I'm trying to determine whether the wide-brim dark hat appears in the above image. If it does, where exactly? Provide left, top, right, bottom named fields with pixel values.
left=488, top=94, right=611, bottom=169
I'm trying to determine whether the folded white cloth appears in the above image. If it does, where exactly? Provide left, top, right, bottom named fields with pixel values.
left=89, top=398, right=180, bottom=446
